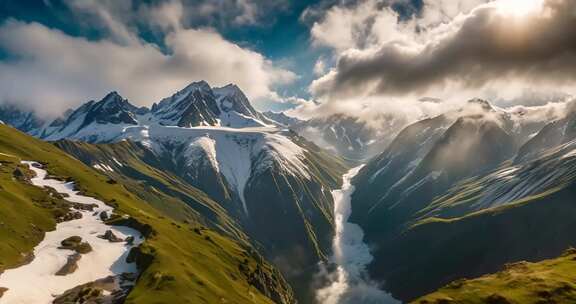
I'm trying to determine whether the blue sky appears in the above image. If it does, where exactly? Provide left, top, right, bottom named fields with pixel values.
left=0, top=0, right=328, bottom=111
left=0, top=0, right=425, bottom=113
left=1, top=0, right=572, bottom=119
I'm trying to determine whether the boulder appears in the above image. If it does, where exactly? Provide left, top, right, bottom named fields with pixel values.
left=58, top=236, right=92, bottom=254
left=99, top=211, right=109, bottom=221
left=98, top=230, right=123, bottom=242
left=55, top=253, right=81, bottom=276
left=59, top=236, right=82, bottom=249
left=75, top=242, right=93, bottom=254
left=125, top=236, right=135, bottom=245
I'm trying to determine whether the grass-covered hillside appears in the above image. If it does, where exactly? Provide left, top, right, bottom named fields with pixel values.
left=55, top=131, right=349, bottom=303
left=0, top=153, right=69, bottom=270
left=414, top=248, right=576, bottom=304
left=0, top=124, right=294, bottom=304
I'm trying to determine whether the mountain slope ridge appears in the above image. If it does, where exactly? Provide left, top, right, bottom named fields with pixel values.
left=0, top=124, right=295, bottom=303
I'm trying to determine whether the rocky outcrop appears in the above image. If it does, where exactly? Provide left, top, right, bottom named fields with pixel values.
left=59, top=236, right=93, bottom=254
left=53, top=275, right=134, bottom=304
left=57, top=211, right=82, bottom=223
left=70, top=202, right=98, bottom=212
left=126, top=244, right=155, bottom=273
left=98, top=230, right=124, bottom=242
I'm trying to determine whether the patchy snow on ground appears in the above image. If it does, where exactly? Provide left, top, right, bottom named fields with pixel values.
left=0, top=161, right=141, bottom=304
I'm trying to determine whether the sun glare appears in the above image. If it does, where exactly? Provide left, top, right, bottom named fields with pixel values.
left=496, top=0, right=544, bottom=17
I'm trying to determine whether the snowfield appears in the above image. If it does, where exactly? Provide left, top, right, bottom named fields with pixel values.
left=0, top=161, right=141, bottom=304
left=38, top=109, right=314, bottom=217
left=148, top=125, right=310, bottom=216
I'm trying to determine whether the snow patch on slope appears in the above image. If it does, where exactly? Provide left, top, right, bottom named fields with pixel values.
left=148, top=126, right=310, bottom=216
left=184, top=136, right=219, bottom=171
left=0, top=162, right=141, bottom=304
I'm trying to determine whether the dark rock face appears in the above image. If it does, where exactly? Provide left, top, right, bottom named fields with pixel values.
left=12, top=168, right=30, bottom=182
left=60, top=236, right=82, bottom=247
left=80, top=92, right=140, bottom=127
left=0, top=287, right=8, bottom=298
left=55, top=253, right=81, bottom=276
left=153, top=81, right=221, bottom=127
left=33, top=91, right=146, bottom=142
left=126, top=244, right=155, bottom=273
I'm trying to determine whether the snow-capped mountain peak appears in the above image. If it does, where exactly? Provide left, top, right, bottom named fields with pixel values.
left=87, top=91, right=140, bottom=125
left=0, top=82, right=325, bottom=214
left=152, top=82, right=221, bottom=127
left=214, top=84, right=256, bottom=115
left=213, top=84, right=274, bottom=128
left=36, top=91, right=145, bottom=142
left=1, top=82, right=318, bottom=211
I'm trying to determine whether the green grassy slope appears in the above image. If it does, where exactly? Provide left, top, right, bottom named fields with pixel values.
left=54, top=131, right=349, bottom=303
left=54, top=140, right=249, bottom=241
left=0, top=124, right=293, bottom=303
left=414, top=249, right=576, bottom=304
left=0, top=153, right=69, bottom=271
left=371, top=184, right=576, bottom=302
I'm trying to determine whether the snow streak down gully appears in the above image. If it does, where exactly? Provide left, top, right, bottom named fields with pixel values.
left=316, top=166, right=398, bottom=304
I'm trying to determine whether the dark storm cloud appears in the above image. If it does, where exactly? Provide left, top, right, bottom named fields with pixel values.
left=313, top=0, right=576, bottom=98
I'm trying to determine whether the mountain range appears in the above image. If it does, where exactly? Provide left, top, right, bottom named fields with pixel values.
left=1, top=81, right=576, bottom=303
left=350, top=98, right=576, bottom=302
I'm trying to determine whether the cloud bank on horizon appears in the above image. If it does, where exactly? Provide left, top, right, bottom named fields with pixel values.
left=0, top=0, right=575, bottom=122
left=291, top=0, right=576, bottom=124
